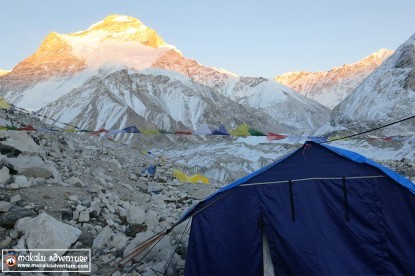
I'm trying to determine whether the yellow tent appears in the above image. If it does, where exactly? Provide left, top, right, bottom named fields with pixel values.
left=173, top=169, right=210, bottom=184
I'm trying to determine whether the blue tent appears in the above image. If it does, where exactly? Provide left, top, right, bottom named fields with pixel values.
left=182, top=141, right=415, bottom=275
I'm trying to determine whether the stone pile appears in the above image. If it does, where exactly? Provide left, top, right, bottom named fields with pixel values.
left=380, top=158, right=415, bottom=182
left=0, top=107, right=215, bottom=275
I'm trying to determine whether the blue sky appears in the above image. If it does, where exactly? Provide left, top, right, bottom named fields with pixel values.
left=0, top=0, right=414, bottom=77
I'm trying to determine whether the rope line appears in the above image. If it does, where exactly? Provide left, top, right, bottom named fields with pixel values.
left=163, top=218, right=191, bottom=275
left=320, top=114, right=415, bottom=144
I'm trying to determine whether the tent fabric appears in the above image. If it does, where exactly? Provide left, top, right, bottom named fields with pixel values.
left=173, top=169, right=209, bottom=184
left=183, top=141, right=415, bottom=275
left=141, top=165, right=156, bottom=177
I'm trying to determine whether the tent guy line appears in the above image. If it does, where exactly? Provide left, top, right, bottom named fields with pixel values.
left=320, top=114, right=415, bottom=144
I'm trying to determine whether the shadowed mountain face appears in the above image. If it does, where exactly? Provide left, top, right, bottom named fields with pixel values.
left=330, top=34, right=415, bottom=134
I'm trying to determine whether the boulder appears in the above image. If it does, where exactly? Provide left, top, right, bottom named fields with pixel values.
left=126, top=206, right=145, bottom=225
left=88, top=201, right=101, bottom=217
left=78, top=231, right=94, bottom=247
left=78, top=211, right=90, bottom=222
left=3, top=156, right=54, bottom=178
left=0, top=166, right=10, bottom=185
left=22, top=212, right=81, bottom=254
left=69, top=176, right=84, bottom=187
left=0, top=132, right=41, bottom=156
left=13, top=175, right=32, bottom=188
left=10, top=194, right=21, bottom=203
left=92, top=226, right=113, bottom=249
left=0, top=205, right=36, bottom=228
left=145, top=210, right=160, bottom=231
left=68, top=195, right=79, bottom=202
left=109, top=233, right=128, bottom=250
left=0, top=201, right=12, bottom=213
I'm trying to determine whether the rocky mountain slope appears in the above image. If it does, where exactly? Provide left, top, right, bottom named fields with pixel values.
left=0, top=14, right=330, bottom=132
left=331, top=33, right=415, bottom=134
left=0, top=106, right=218, bottom=275
left=275, top=49, right=393, bottom=109
left=152, top=47, right=330, bottom=130
left=1, top=98, right=414, bottom=275
left=37, top=69, right=287, bottom=132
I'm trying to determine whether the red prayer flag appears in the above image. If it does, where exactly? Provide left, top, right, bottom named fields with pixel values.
left=267, top=132, right=288, bottom=141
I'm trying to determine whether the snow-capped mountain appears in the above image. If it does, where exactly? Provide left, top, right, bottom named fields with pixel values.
left=151, top=46, right=331, bottom=130
left=331, top=34, right=415, bottom=134
left=0, top=70, right=10, bottom=77
left=37, top=68, right=287, bottom=133
left=275, top=49, right=393, bottom=109
left=0, top=14, right=329, bottom=132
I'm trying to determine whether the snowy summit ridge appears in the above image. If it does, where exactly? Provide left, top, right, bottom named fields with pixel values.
left=275, top=49, right=393, bottom=109
left=0, top=14, right=330, bottom=132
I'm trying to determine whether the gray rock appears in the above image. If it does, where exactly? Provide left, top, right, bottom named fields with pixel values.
left=92, top=226, right=113, bottom=249
left=80, top=199, right=91, bottom=207
left=126, top=206, right=145, bottom=225
left=73, top=211, right=80, bottom=221
left=0, top=206, right=36, bottom=228
left=0, top=201, right=12, bottom=213
left=109, top=233, right=128, bottom=250
left=5, top=183, right=19, bottom=189
left=69, top=177, right=84, bottom=187
left=3, top=156, right=54, bottom=178
left=78, top=231, right=94, bottom=247
left=68, top=195, right=79, bottom=202
left=9, top=229, right=18, bottom=239
left=78, top=211, right=90, bottom=222
left=0, top=236, right=12, bottom=248
left=88, top=201, right=101, bottom=216
left=129, top=173, right=138, bottom=181
left=23, top=213, right=81, bottom=255
left=13, top=175, right=32, bottom=188
left=10, top=194, right=21, bottom=203
left=145, top=210, right=160, bottom=231
left=14, top=216, right=33, bottom=233
left=76, top=205, right=87, bottom=212
left=60, top=210, right=73, bottom=221
left=117, top=206, right=127, bottom=218
left=1, top=132, right=41, bottom=156
left=125, top=224, right=147, bottom=237
left=148, top=182, right=163, bottom=193
left=0, top=166, right=10, bottom=185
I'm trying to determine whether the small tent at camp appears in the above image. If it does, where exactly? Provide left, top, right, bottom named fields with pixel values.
left=180, top=141, right=415, bottom=275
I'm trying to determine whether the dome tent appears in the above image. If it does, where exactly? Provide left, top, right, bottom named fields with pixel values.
left=180, top=141, right=415, bottom=275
